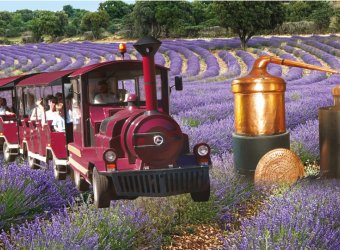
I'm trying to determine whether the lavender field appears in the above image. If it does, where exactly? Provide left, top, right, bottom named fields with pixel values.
left=0, top=35, right=340, bottom=249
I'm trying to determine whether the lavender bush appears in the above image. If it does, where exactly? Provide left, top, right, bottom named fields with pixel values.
left=290, top=119, right=320, bottom=162
left=1, top=202, right=161, bottom=250
left=0, top=160, right=78, bottom=229
left=222, top=179, right=340, bottom=249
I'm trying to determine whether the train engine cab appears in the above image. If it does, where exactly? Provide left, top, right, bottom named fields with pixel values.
left=68, top=36, right=211, bottom=208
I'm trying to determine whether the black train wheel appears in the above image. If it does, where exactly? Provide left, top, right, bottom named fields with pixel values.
left=3, top=142, right=15, bottom=162
left=190, top=179, right=210, bottom=202
left=53, top=159, right=67, bottom=180
left=93, top=168, right=113, bottom=208
left=74, top=169, right=90, bottom=192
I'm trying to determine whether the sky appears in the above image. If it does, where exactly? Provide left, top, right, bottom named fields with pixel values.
left=0, top=0, right=135, bottom=12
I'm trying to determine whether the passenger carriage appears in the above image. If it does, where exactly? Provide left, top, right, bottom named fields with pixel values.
left=0, top=74, right=36, bottom=161
left=16, top=70, right=75, bottom=179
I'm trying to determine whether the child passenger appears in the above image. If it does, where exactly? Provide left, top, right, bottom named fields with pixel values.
left=52, top=103, right=65, bottom=132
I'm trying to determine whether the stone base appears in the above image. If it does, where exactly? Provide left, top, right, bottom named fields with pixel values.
left=232, top=132, right=290, bottom=176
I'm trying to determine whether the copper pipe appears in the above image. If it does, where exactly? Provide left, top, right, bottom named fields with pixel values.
left=253, top=56, right=340, bottom=74
left=232, top=56, right=340, bottom=136
left=333, top=86, right=340, bottom=106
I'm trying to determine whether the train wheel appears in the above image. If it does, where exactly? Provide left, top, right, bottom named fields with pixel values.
left=190, top=182, right=210, bottom=202
left=69, top=167, right=75, bottom=181
left=53, top=160, right=67, bottom=181
left=28, top=156, right=40, bottom=169
left=74, top=170, right=90, bottom=192
left=93, top=168, right=113, bottom=208
left=3, top=142, right=15, bottom=162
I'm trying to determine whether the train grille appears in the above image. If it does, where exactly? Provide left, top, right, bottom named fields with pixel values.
left=111, top=167, right=209, bottom=197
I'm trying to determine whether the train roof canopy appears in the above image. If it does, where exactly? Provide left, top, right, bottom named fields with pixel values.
left=0, top=75, right=26, bottom=88
left=0, top=74, right=38, bottom=90
left=17, top=69, right=76, bottom=87
left=69, top=60, right=168, bottom=78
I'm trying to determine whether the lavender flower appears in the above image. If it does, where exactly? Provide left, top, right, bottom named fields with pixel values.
left=0, top=160, right=78, bottom=230
left=1, top=202, right=161, bottom=249
left=222, top=179, right=340, bottom=249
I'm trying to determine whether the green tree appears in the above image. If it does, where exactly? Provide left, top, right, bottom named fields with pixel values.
left=0, top=11, right=12, bottom=36
left=80, top=11, right=110, bottom=38
left=284, top=1, right=334, bottom=31
left=155, top=1, right=195, bottom=37
left=308, top=1, right=334, bottom=31
left=15, top=9, right=34, bottom=22
left=63, top=5, right=75, bottom=18
left=128, top=1, right=160, bottom=37
left=127, top=1, right=197, bottom=38
left=30, top=11, right=68, bottom=41
left=98, top=0, right=132, bottom=19
left=284, top=1, right=312, bottom=22
left=61, top=5, right=90, bottom=37
left=191, top=1, right=217, bottom=26
left=213, top=1, right=285, bottom=49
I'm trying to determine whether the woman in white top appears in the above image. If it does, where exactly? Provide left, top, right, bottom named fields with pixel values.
left=52, top=103, right=65, bottom=132
left=30, top=98, right=45, bottom=122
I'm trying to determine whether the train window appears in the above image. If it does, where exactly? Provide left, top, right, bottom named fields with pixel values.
left=24, top=88, right=36, bottom=116
left=0, top=90, right=13, bottom=109
left=52, top=85, right=62, bottom=100
left=88, top=77, right=118, bottom=105
left=17, top=88, right=24, bottom=117
left=117, top=79, right=136, bottom=102
left=138, top=74, right=162, bottom=101
left=71, top=78, right=81, bottom=132
left=64, top=83, right=72, bottom=98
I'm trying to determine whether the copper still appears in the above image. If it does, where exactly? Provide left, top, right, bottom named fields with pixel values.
left=319, top=86, right=340, bottom=178
left=232, top=56, right=340, bottom=175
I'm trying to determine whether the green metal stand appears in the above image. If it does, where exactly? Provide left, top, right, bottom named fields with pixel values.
left=232, top=131, right=290, bottom=176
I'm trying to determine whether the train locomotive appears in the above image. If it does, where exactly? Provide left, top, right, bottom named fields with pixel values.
left=0, top=36, right=212, bottom=208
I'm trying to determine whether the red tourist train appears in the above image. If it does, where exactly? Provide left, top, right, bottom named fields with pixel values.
left=0, top=36, right=211, bottom=208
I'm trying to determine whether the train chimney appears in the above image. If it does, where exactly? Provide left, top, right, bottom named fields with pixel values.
left=133, top=36, right=161, bottom=114
left=319, top=86, right=340, bottom=179
left=232, top=56, right=340, bottom=176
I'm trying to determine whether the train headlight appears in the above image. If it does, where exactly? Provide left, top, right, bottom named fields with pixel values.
left=197, top=145, right=209, bottom=156
left=194, top=143, right=211, bottom=166
left=104, top=150, right=117, bottom=163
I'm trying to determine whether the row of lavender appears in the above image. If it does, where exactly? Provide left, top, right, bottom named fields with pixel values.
left=0, top=35, right=339, bottom=80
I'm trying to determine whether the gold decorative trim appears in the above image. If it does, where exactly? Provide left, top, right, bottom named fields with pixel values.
left=68, top=144, right=81, bottom=157
left=69, top=157, right=88, bottom=175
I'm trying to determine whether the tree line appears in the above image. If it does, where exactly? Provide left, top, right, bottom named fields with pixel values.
left=0, top=1, right=339, bottom=49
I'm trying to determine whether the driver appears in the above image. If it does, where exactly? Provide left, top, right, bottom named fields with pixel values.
left=93, top=80, right=117, bottom=104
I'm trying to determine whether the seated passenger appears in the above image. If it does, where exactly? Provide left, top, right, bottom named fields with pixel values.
left=26, top=93, right=35, bottom=116
left=44, top=95, right=54, bottom=110
left=52, top=103, right=65, bottom=132
left=93, top=80, right=117, bottom=104
left=45, top=97, right=57, bottom=121
left=65, top=94, right=73, bottom=124
left=30, top=98, right=45, bottom=121
left=55, top=92, right=63, bottom=103
left=0, top=98, right=14, bottom=115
